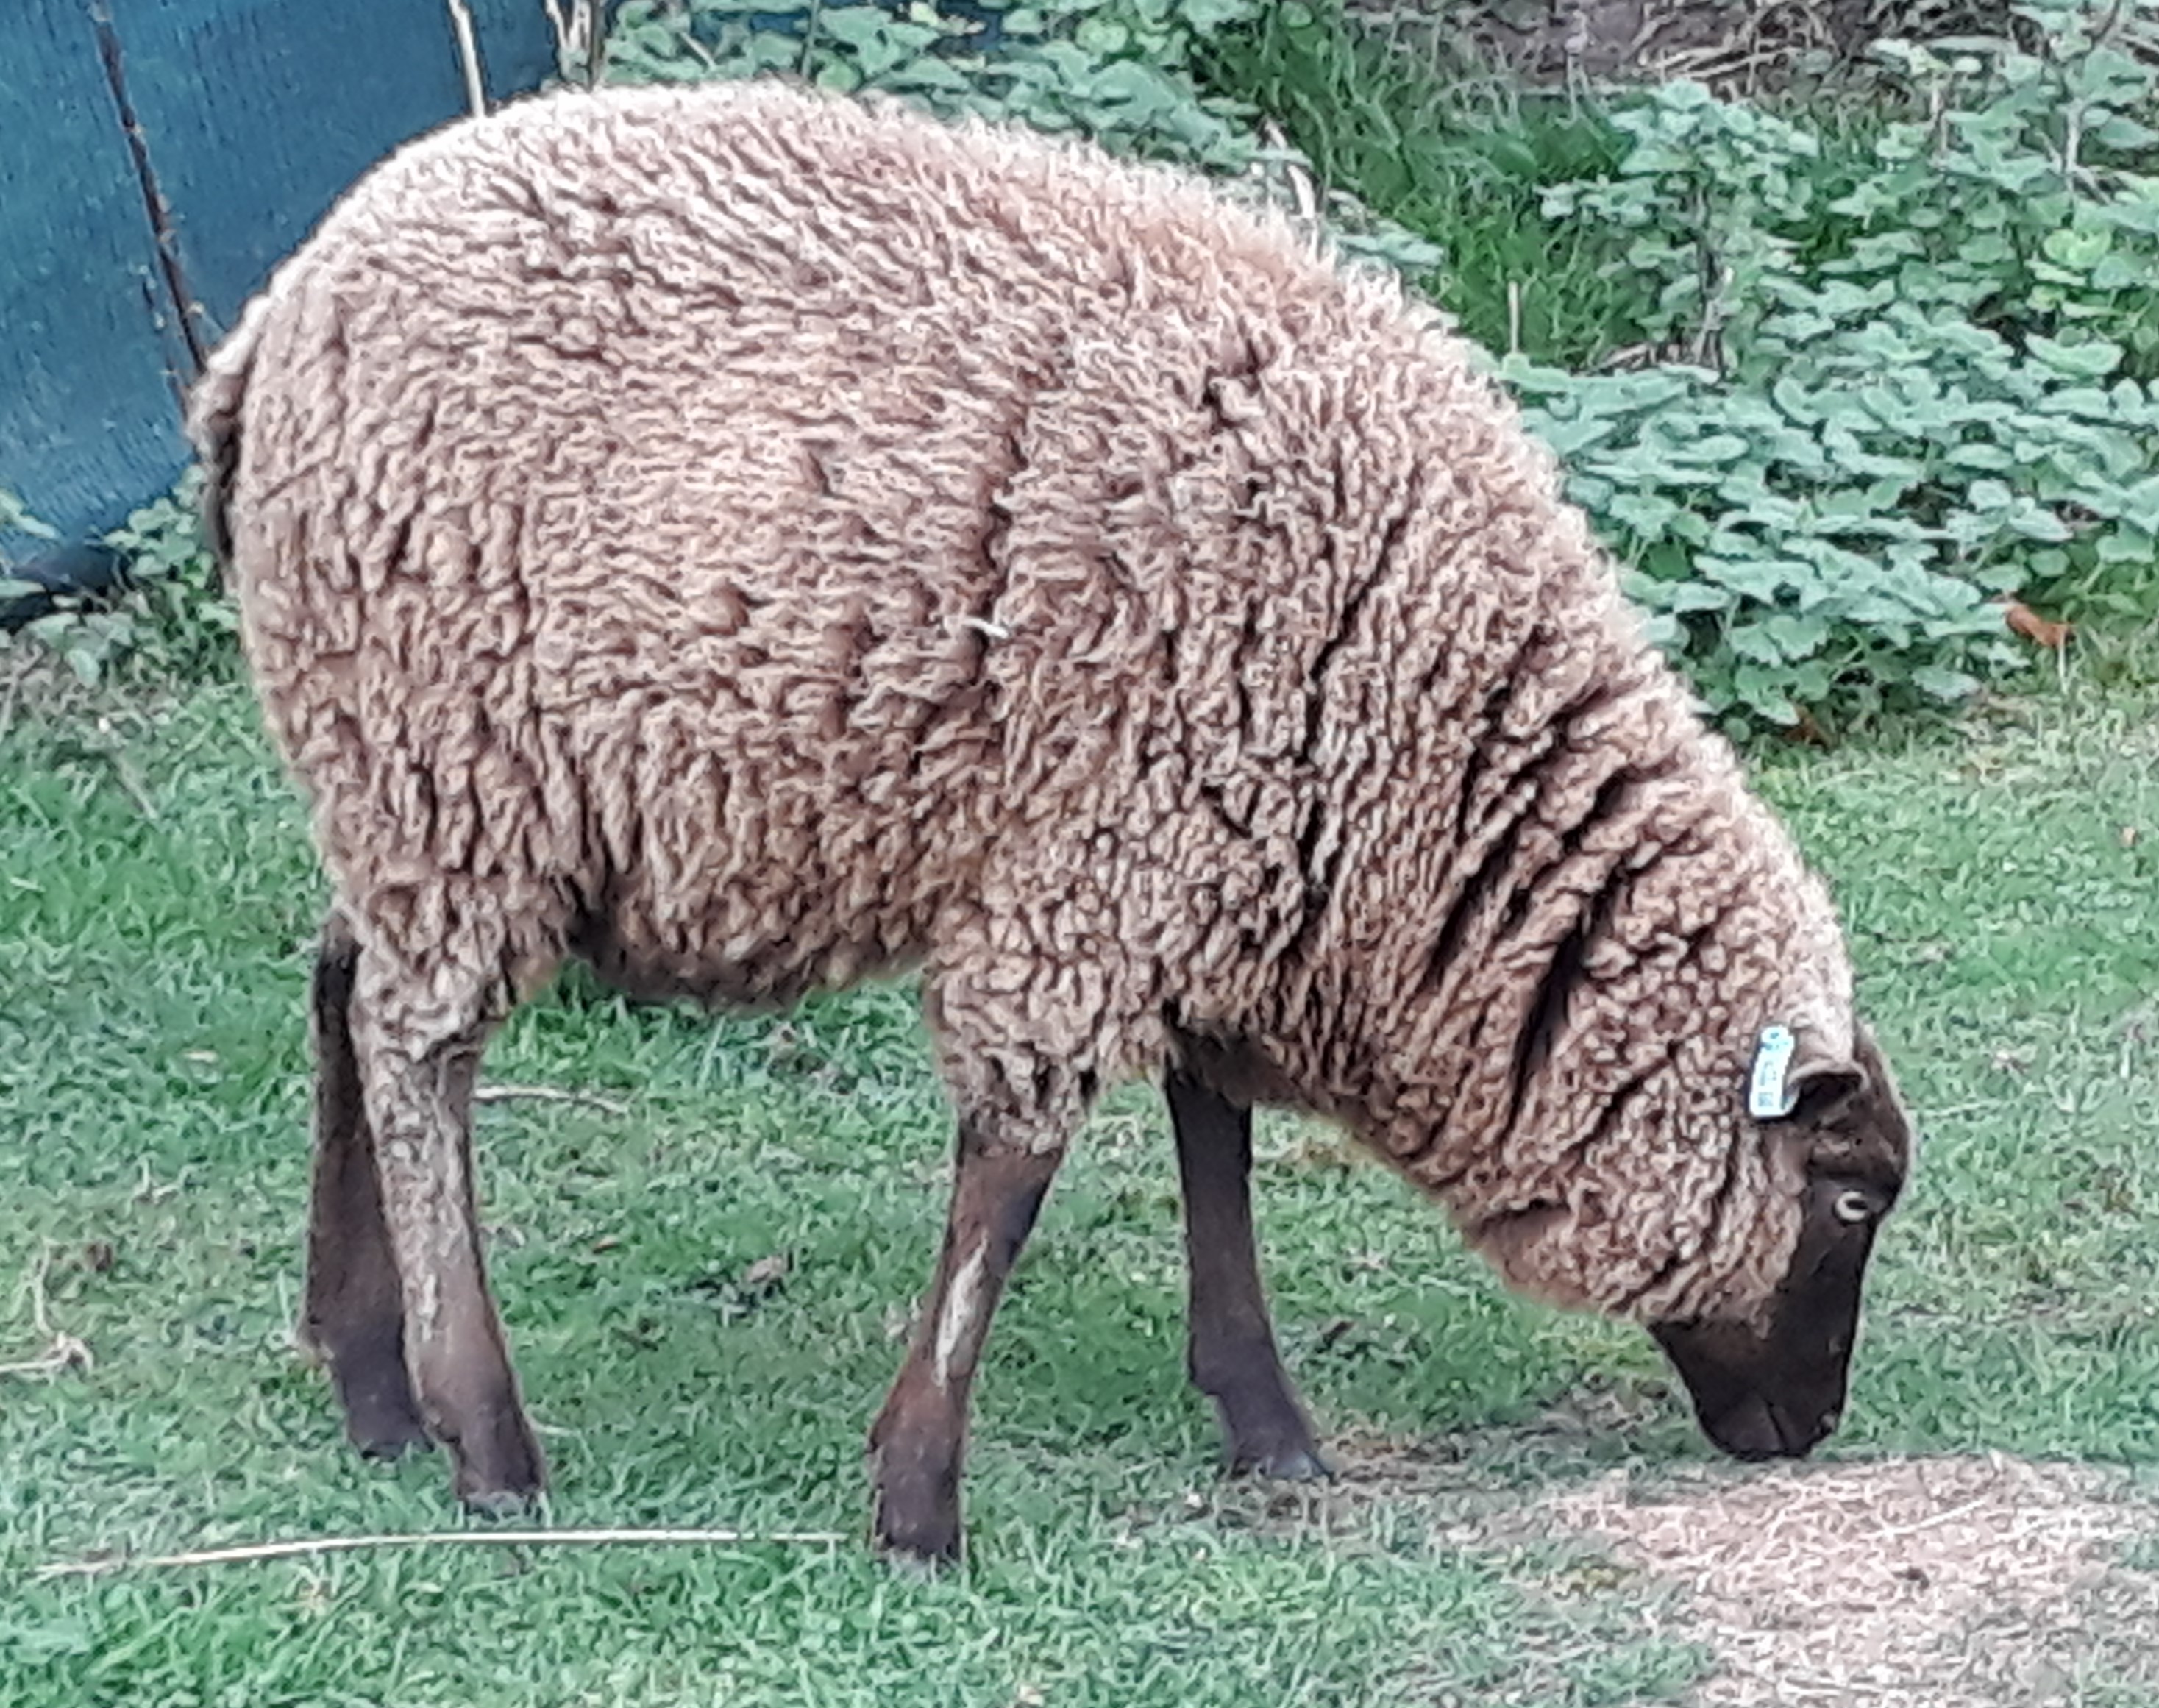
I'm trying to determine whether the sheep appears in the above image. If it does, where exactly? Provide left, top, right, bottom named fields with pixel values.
left=188, top=76, right=1914, bottom=1562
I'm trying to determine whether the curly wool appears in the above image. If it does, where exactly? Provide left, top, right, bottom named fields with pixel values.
left=192, top=77, right=1857, bottom=1332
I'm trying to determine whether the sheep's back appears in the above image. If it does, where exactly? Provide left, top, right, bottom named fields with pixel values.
left=206, top=83, right=1336, bottom=1000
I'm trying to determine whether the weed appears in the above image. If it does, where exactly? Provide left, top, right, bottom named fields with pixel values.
left=0, top=473, right=234, bottom=688
left=601, top=0, right=1265, bottom=171
left=1512, top=0, right=2159, bottom=734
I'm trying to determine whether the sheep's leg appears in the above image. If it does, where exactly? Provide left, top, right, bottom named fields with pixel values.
left=869, top=1116, right=1064, bottom=1563
left=1167, top=1071, right=1329, bottom=1480
left=352, top=953, right=544, bottom=1512
left=300, top=914, right=429, bottom=1459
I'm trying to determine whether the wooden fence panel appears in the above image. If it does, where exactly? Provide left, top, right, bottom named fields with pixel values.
left=117, top=0, right=554, bottom=343
left=1, top=0, right=555, bottom=586
left=1, top=0, right=196, bottom=583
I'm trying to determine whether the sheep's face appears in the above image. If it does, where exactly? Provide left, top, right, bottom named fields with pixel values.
left=1650, top=1024, right=1911, bottom=1460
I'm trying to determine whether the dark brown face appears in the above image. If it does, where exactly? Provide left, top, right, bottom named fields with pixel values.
left=1651, top=1025, right=1910, bottom=1461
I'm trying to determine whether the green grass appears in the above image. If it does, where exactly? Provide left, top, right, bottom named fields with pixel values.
left=1198, top=3, right=1656, bottom=366
left=3, top=657, right=2158, bottom=1704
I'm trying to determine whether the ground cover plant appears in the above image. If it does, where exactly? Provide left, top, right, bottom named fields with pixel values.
left=1203, top=0, right=2159, bottom=735
left=0, top=474, right=232, bottom=690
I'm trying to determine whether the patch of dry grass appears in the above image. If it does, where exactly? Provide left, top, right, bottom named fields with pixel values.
left=1543, top=1454, right=2159, bottom=1705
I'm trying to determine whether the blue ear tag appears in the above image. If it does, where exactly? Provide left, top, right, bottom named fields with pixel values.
left=1749, top=1025, right=1799, bottom=1119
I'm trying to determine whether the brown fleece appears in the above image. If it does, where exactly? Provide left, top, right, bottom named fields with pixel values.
left=191, top=77, right=1874, bottom=1334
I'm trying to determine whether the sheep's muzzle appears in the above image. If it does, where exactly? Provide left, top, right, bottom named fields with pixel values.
left=1648, top=1174, right=1891, bottom=1462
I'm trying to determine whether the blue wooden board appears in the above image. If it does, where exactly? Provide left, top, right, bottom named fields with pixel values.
left=0, top=0, right=194, bottom=581
left=118, top=0, right=557, bottom=342
left=1, top=0, right=555, bottom=585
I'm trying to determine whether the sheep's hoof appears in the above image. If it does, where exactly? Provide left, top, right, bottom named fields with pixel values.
left=459, top=1481, right=541, bottom=1520
left=328, top=1356, right=433, bottom=1461
left=321, top=1341, right=432, bottom=1460
left=444, top=1406, right=547, bottom=1513
left=874, top=1515, right=962, bottom=1570
left=1230, top=1441, right=1333, bottom=1482
left=869, top=1443, right=964, bottom=1566
left=1211, top=1384, right=1332, bottom=1482
left=346, top=1403, right=432, bottom=1462
left=871, top=1487, right=964, bottom=1567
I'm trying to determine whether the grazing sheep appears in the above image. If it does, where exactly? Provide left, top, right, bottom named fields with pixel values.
left=189, top=76, right=1913, bottom=1562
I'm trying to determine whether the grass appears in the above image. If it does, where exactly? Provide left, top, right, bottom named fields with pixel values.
left=1199, top=3, right=1657, bottom=366
left=2, top=644, right=2158, bottom=1704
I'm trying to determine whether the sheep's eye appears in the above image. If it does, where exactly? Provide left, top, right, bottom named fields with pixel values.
left=1832, top=1189, right=1874, bottom=1225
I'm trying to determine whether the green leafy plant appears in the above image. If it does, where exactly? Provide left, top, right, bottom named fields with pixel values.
left=1508, top=0, right=2159, bottom=734
left=602, top=0, right=1265, bottom=171
left=1, top=488, right=56, bottom=547
left=1, top=473, right=234, bottom=686
left=100, top=472, right=238, bottom=682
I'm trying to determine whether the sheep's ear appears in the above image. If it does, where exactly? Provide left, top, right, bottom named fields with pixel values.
left=1753, top=1025, right=1864, bottom=1126
left=1785, top=1054, right=1865, bottom=1126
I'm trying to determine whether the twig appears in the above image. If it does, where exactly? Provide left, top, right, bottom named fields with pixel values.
left=472, top=1084, right=630, bottom=1117
left=1867, top=1490, right=2002, bottom=1545
left=36, top=1526, right=846, bottom=1581
left=1259, top=121, right=1319, bottom=224
left=0, top=661, right=22, bottom=744
left=0, top=1243, right=93, bottom=1381
left=442, top=0, right=489, bottom=118
left=541, top=0, right=605, bottom=85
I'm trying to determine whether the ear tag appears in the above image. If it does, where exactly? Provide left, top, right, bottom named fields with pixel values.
left=1749, top=1025, right=1799, bottom=1119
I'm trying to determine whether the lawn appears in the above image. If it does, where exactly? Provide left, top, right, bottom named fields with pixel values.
left=1, top=650, right=2156, bottom=1706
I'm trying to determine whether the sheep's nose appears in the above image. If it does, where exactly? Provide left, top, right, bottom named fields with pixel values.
left=1707, top=1394, right=1785, bottom=1460
left=1771, top=1402, right=1838, bottom=1458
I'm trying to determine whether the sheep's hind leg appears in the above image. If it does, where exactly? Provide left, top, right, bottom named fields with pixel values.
left=352, top=941, right=544, bottom=1512
left=300, top=914, right=430, bottom=1459
left=1167, top=1070, right=1329, bottom=1480
left=869, top=1114, right=1066, bottom=1564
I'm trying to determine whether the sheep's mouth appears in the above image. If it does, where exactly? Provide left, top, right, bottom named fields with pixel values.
left=1648, top=1167, right=1886, bottom=1462
left=1650, top=1310, right=1854, bottom=1463
left=1691, top=1389, right=1839, bottom=1461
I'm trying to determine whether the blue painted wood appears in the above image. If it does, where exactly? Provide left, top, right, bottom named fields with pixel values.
left=119, top=0, right=558, bottom=341
left=1, top=0, right=555, bottom=586
left=0, top=0, right=191, bottom=579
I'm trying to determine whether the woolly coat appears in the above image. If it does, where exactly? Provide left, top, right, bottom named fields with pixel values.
left=191, top=78, right=1857, bottom=1334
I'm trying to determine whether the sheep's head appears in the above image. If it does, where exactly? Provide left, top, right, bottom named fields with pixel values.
left=1651, top=1022, right=1911, bottom=1460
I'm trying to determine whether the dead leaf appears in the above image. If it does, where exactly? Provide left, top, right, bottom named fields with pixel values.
left=1999, top=598, right=2072, bottom=649
left=1788, top=706, right=1832, bottom=747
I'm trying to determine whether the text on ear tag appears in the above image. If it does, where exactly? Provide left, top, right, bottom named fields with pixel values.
left=1750, top=1025, right=1799, bottom=1119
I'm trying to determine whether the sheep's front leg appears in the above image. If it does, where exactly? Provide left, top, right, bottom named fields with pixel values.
left=300, top=914, right=428, bottom=1459
left=1167, top=1071, right=1328, bottom=1479
left=352, top=958, right=544, bottom=1512
left=869, top=1117, right=1064, bottom=1563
